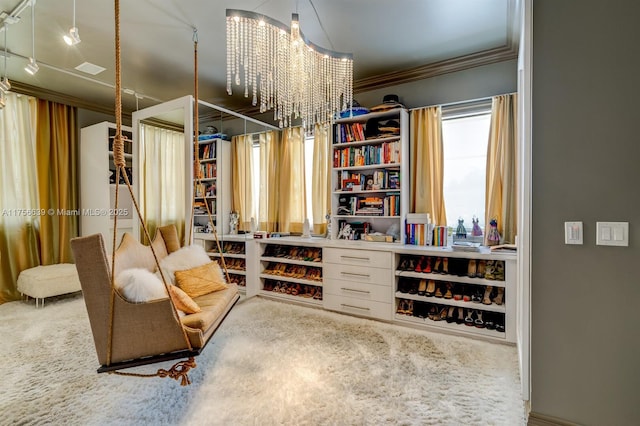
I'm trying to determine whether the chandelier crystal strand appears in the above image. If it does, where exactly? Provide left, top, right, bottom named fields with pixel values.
left=226, top=9, right=353, bottom=130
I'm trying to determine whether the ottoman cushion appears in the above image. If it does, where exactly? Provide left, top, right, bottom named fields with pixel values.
left=17, top=263, right=82, bottom=299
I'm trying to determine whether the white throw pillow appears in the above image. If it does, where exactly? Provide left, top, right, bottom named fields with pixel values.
left=158, top=245, right=211, bottom=285
left=115, top=268, right=167, bottom=303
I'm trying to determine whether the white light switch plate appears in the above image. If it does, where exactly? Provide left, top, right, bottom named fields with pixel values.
left=596, top=222, right=629, bottom=246
left=564, top=221, right=583, bottom=245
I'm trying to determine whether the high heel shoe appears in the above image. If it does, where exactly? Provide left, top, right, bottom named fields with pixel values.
left=417, top=279, right=427, bottom=296
left=415, top=256, right=425, bottom=273
left=443, top=282, right=453, bottom=299
left=446, top=306, right=456, bottom=323
left=467, top=259, right=477, bottom=277
left=442, top=257, right=449, bottom=274
left=482, top=285, right=493, bottom=305
left=434, top=284, right=443, bottom=298
left=425, top=280, right=436, bottom=297
left=476, top=260, right=486, bottom=278
left=433, top=257, right=442, bottom=273
left=493, top=287, right=504, bottom=305
left=424, top=257, right=433, bottom=273
left=474, top=310, right=485, bottom=328
left=456, top=307, right=465, bottom=324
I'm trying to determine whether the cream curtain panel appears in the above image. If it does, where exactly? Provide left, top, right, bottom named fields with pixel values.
left=231, top=134, right=255, bottom=232
left=277, top=127, right=306, bottom=233
left=0, top=93, right=40, bottom=303
left=485, top=94, right=518, bottom=244
left=258, top=130, right=279, bottom=232
left=0, top=94, right=79, bottom=303
left=410, top=106, right=447, bottom=225
left=312, top=123, right=330, bottom=235
left=139, top=124, right=186, bottom=244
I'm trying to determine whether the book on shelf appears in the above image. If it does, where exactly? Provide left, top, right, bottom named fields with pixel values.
left=405, top=213, right=433, bottom=246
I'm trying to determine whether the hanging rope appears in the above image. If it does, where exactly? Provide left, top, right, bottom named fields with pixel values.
left=190, top=28, right=231, bottom=283
left=107, top=0, right=195, bottom=385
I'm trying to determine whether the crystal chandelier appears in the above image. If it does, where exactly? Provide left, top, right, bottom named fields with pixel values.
left=226, top=9, right=353, bottom=130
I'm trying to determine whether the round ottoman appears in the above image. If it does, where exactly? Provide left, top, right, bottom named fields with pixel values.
left=17, top=263, right=82, bottom=308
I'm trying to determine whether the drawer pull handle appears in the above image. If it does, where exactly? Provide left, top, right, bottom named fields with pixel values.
left=340, top=272, right=370, bottom=278
left=340, top=287, right=371, bottom=294
left=340, top=256, right=370, bottom=262
left=341, top=303, right=370, bottom=311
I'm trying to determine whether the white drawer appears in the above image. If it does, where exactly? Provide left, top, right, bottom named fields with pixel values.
left=324, top=264, right=392, bottom=287
left=323, top=293, right=392, bottom=321
left=324, top=247, right=392, bottom=269
left=323, top=278, right=392, bottom=303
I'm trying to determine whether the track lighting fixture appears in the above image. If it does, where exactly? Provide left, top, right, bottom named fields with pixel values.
left=63, top=0, right=81, bottom=46
left=24, top=0, right=38, bottom=75
left=25, top=57, right=39, bottom=75
left=1, top=24, right=10, bottom=92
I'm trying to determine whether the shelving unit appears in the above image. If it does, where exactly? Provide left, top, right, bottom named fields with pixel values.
left=80, top=122, right=134, bottom=252
left=392, top=249, right=516, bottom=342
left=330, top=108, right=409, bottom=243
left=257, top=239, right=324, bottom=306
left=195, top=234, right=253, bottom=294
left=192, top=135, right=231, bottom=239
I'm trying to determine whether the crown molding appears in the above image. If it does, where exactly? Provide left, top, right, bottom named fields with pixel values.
left=354, top=44, right=518, bottom=93
left=9, top=80, right=130, bottom=119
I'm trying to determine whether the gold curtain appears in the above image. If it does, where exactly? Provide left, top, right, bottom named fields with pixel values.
left=36, top=99, right=79, bottom=265
left=139, top=124, right=186, bottom=244
left=277, top=127, right=306, bottom=233
left=410, top=106, right=447, bottom=225
left=258, top=131, right=280, bottom=232
left=312, top=123, right=330, bottom=235
left=231, top=134, right=255, bottom=232
left=0, top=93, right=40, bottom=303
left=485, top=94, right=518, bottom=244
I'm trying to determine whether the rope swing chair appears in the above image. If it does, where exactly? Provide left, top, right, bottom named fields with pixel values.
left=71, top=0, right=239, bottom=386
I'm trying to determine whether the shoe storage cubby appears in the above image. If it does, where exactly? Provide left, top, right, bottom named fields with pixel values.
left=258, top=239, right=324, bottom=305
left=393, top=251, right=516, bottom=342
left=198, top=237, right=248, bottom=293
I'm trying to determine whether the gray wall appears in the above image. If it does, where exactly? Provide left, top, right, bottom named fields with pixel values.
left=531, top=1, right=640, bottom=424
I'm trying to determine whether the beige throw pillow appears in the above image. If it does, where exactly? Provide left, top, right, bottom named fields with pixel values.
left=167, top=285, right=201, bottom=314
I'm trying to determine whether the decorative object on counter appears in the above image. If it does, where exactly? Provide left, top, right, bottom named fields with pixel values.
left=226, top=9, right=353, bottom=130
left=325, top=213, right=332, bottom=239
left=302, top=218, right=311, bottom=238
left=471, top=215, right=483, bottom=236
left=455, top=218, right=467, bottom=239
left=229, top=212, right=239, bottom=235
left=250, top=217, right=257, bottom=234
left=487, top=218, right=501, bottom=246
left=337, top=223, right=353, bottom=240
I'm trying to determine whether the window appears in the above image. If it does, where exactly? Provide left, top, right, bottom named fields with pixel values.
left=441, top=111, right=491, bottom=231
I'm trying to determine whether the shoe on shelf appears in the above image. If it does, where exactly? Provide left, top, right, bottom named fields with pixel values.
left=434, top=284, right=444, bottom=298
left=474, top=310, right=485, bottom=328
left=415, top=256, right=425, bottom=273
left=476, top=260, right=486, bottom=278
left=467, top=259, right=477, bottom=277
left=418, top=279, right=427, bottom=296
left=482, top=285, right=493, bottom=305
left=462, top=286, right=472, bottom=302
left=471, top=288, right=483, bottom=303
left=494, top=261, right=505, bottom=281
left=443, top=282, right=453, bottom=299
left=484, top=260, right=495, bottom=280
left=433, top=257, right=442, bottom=273
left=405, top=300, right=414, bottom=316
left=442, top=257, right=449, bottom=274
left=424, top=257, right=433, bottom=273
left=464, top=309, right=474, bottom=326
left=396, top=299, right=407, bottom=314
left=453, top=284, right=463, bottom=301
left=428, top=305, right=438, bottom=321
left=425, top=280, right=436, bottom=297
left=408, top=280, right=419, bottom=295
left=398, top=257, right=409, bottom=271
left=493, top=287, right=505, bottom=305
left=446, top=306, right=456, bottom=323
left=485, top=312, right=496, bottom=330
left=495, top=316, right=505, bottom=333
left=456, top=307, right=465, bottom=324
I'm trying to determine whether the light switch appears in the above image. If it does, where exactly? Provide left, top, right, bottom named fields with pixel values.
left=596, top=222, right=629, bottom=246
left=564, top=221, right=583, bottom=245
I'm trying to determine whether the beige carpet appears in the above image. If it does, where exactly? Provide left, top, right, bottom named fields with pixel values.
left=0, top=294, right=525, bottom=425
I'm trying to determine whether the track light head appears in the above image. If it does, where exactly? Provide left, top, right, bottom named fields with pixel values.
left=25, top=57, right=39, bottom=75
left=0, top=77, right=10, bottom=92
left=63, top=27, right=81, bottom=46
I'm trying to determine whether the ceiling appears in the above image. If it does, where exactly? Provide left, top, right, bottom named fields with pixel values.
left=0, top=0, right=518, bottom=118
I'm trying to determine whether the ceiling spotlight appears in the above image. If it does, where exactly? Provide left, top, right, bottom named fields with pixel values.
left=63, top=0, right=81, bottom=46
left=25, top=57, right=39, bottom=75
left=25, top=0, right=38, bottom=76
left=63, top=27, right=81, bottom=46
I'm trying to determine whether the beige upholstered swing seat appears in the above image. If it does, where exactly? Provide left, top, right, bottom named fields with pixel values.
left=71, top=225, right=239, bottom=370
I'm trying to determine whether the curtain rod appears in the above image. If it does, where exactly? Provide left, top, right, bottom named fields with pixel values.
left=408, top=92, right=516, bottom=112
